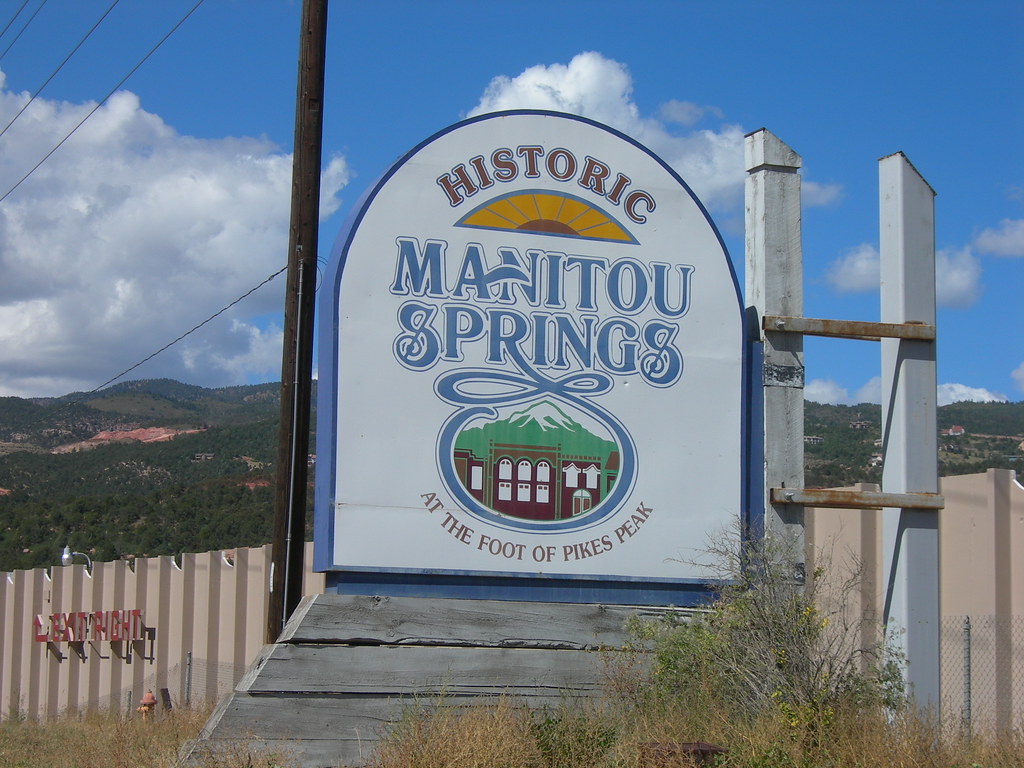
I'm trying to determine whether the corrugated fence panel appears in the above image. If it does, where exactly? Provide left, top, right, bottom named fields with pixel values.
left=0, top=545, right=324, bottom=721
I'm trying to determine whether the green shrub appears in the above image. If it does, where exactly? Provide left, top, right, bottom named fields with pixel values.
left=628, top=532, right=906, bottom=740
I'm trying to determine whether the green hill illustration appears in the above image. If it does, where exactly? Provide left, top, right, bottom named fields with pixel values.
left=454, top=400, right=616, bottom=460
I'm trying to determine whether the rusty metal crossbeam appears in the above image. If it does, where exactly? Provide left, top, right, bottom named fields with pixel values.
left=770, top=487, right=944, bottom=510
left=763, top=315, right=936, bottom=341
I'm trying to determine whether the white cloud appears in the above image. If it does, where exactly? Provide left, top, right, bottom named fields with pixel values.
left=826, top=243, right=880, bottom=293
left=809, top=378, right=1007, bottom=407
left=937, top=383, right=1008, bottom=406
left=658, top=100, right=723, bottom=127
left=1011, top=363, right=1024, bottom=395
left=470, top=52, right=638, bottom=127
left=825, top=243, right=981, bottom=309
left=319, top=156, right=349, bottom=218
left=0, top=83, right=348, bottom=397
left=973, top=218, right=1024, bottom=257
left=935, top=247, right=981, bottom=308
left=802, top=180, right=843, bottom=207
left=805, top=376, right=882, bottom=406
left=805, top=379, right=850, bottom=405
left=853, top=376, right=882, bottom=405
left=468, top=52, right=836, bottom=214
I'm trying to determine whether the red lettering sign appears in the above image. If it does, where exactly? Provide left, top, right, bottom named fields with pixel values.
left=32, top=608, right=145, bottom=643
left=33, top=615, right=47, bottom=642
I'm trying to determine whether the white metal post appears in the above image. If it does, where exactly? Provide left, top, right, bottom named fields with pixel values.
left=745, top=129, right=805, bottom=574
left=879, top=152, right=939, bottom=708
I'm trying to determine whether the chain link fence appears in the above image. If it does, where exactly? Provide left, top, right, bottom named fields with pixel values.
left=941, top=616, right=1024, bottom=734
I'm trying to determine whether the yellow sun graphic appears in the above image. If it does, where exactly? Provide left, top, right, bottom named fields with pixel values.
left=455, top=190, right=637, bottom=244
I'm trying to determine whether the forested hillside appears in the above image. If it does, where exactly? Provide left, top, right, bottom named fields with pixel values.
left=0, top=380, right=1020, bottom=571
left=0, top=381, right=296, bottom=570
left=803, top=400, right=1024, bottom=486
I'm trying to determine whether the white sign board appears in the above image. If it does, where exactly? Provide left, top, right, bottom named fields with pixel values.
left=314, top=111, right=746, bottom=603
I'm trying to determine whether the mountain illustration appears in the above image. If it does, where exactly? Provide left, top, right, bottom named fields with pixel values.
left=507, top=400, right=584, bottom=432
left=453, top=399, right=616, bottom=461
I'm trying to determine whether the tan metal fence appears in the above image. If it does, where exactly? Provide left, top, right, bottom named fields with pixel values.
left=0, top=543, right=324, bottom=720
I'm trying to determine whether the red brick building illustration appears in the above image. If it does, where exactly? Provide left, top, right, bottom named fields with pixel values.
left=454, top=442, right=619, bottom=521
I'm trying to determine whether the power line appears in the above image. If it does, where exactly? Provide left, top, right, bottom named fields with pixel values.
left=0, top=0, right=33, bottom=47
left=6, top=263, right=288, bottom=449
left=68, top=263, right=288, bottom=404
left=0, top=0, right=122, bottom=141
left=0, top=0, right=47, bottom=61
left=0, top=0, right=205, bottom=204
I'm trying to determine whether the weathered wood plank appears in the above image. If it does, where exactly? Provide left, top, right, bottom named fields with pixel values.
left=770, top=487, right=944, bottom=510
left=762, top=315, right=936, bottom=341
left=193, top=595, right=666, bottom=767
left=240, top=643, right=616, bottom=696
left=190, top=690, right=580, bottom=767
left=185, top=693, right=392, bottom=768
left=279, top=593, right=663, bottom=647
left=203, top=691, right=575, bottom=739
left=199, top=693, right=398, bottom=740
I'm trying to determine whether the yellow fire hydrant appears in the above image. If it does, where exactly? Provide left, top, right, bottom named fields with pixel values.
left=137, top=689, right=157, bottom=721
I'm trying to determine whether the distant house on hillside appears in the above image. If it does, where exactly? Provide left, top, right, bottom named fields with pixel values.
left=941, top=425, right=966, bottom=437
left=804, top=435, right=824, bottom=445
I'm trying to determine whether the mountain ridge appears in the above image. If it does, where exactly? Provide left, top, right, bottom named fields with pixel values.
left=0, top=379, right=1020, bottom=572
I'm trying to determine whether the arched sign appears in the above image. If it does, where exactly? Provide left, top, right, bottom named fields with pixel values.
left=314, top=111, right=748, bottom=604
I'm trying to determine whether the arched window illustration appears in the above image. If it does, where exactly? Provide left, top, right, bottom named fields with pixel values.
left=536, top=461, right=551, bottom=483
left=572, top=489, right=592, bottom=516
left=517, top=459, right=532, bottom=481
left=498, top=458, right=512, bottom=480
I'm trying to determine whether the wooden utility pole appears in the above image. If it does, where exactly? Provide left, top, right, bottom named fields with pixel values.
left=268, top=0, right=328, bottom=644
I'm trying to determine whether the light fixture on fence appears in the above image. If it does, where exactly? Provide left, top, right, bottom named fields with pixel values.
left=61, top=545, right=92, bottom=573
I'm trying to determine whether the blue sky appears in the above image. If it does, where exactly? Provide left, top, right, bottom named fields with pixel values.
left=0, top=0, right=1020, bottom=404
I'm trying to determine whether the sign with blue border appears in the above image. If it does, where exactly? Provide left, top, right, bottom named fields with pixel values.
left=314, top=111, right=750, bottom=605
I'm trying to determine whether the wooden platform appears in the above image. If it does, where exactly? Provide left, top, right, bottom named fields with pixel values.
left=182, top=593, right=668, bottom=767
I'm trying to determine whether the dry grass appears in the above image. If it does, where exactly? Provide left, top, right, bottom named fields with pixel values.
left=0, top=707, right=210, bottom=768
left=606, top=696, right=1024, bottom=767
left=366, top=694, right=1024, bottom=768
left=1, top=695, right=1021, bottom=767
left=0, top=705, right=305, bottom=768
left=369, top=696, right=546, bottom=768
